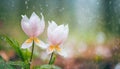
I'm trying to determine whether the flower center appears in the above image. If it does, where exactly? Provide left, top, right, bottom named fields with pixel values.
left=26, top=37, right=40, bottom=43
left=49, top=45, right=61, bottom=52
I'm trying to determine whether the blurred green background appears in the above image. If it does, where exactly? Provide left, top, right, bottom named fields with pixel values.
left=0, top=0, right=120, bottom=42
left=0, top=0, right=120, bottom=69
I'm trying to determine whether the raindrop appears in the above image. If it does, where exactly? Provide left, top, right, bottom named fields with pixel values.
left=62, top=7, right=64, bottom=10
left=96, top=2, right=99, bottom=5
left=118, top=4, right=120, bottom=7
left=59, top=8, right=65, bottom=12
left=25, top=1, right=28, bottom=5
left=46, top=4, right=48, bottom=7
left=12, top=4, right=14, bottom=8
left=25, top=0, right=29, bottom=9
left=40, top=8, right=43, bottom=10
left=96, top=32, right=105, bottom=44
left=109, top=1, right=112, bottom=5
left=26, top=6, right=28, bottom=9
left=11, top=1, right=15, bottom=7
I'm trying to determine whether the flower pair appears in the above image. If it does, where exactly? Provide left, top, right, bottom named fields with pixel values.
left=21, top=12, right=69, bottom=57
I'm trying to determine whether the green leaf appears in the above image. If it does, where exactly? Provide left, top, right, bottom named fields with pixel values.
left=0, top=56, right=30, bottom=69
left=7, top=61, right=30, bottom=69
left=6, top=61, right=26, bottom=66
left=35, top=64, right=61, bottom=69
left=0, top=56, right=15, bottom=69
left=0, top=34, right=25, bottom=61
left=0, top=34, right=31, bottom=62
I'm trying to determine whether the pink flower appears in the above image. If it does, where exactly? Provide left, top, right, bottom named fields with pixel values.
left=47, top=21, right=69, bottom=57
left=21, top=12, right=46, bottom=49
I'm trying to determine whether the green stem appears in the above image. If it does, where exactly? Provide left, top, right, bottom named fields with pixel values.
left=29, top=40, right=34, bottom=69
left=49, top=52, right=56, bottom=65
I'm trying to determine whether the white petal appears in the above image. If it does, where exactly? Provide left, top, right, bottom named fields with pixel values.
left=29, top=12, right=40, bottom=36
left=21, top=40, right=33, bottom=49
left=36, top=13, right=45, bottom=35
left=65, top=24, right=69, bottom=33
left=47, top=22, right=61, bottom=45
left=50, top=24, right=68, bottom=45
left=47, top=21, right=58, bottom=45
left=35, top=40, right=49, bottom=49
left=48, top=21, right=58, bottom=31
left=21, top=15, right=33, bottom=37
left=62, top=24, right=69, bottom=42
left=58, top=48, right=68, bottom=58
left=30, top=12, right=40, bottom=22
left=21, top=15, right=28, bottom=20
left=30, top=12, right=41, bottom=27
left=47, top=21, right=69, bottom=45
left=40, top=13, right=44, bottom=20
left=21, top=12, right=45, bottom=37
left=56, top=24, right=69, bottom=44
left=29, top=12, right=45, bottom=37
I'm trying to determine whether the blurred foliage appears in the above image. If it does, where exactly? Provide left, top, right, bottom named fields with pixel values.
left=0, top=34, right=31, bottom=62
left=0, top=56, right=15, bottom=69
left=0, top=0, right=120, bottom=42
left=0, top=34, right=30, bottom=68
left=102, top=0, right=120, bottom=36
left=0, top=35, right=61, bottom=68
left=0, top=0, right=120, bottom=69
left=35, top=64, right=61, bottom=69
left=0, top=56, right=29, bottom=69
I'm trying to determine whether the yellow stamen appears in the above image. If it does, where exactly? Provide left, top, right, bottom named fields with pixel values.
left=26, top=37, right=33, bottom=43
left=48, top=45, right=61, bottom=52
left=55, top=45, right=61, bottom=52
left=34, top=37, right=40, bottom=43
left=26, top=37, right=40, bottom=43
left=49, top=45, right=55, bottom=52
